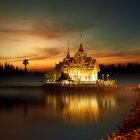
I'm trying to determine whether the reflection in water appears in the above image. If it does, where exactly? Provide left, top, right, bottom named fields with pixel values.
left=62, top=96, right=100, bottom=123
left=0, top=88, right=116, bottom=124
left=0, top=87, right=46, bottom=117
left=0, top=88, right=139, bottom=140
left=45, top=93, right=116, bottom=124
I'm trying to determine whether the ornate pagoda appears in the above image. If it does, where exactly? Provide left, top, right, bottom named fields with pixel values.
left=55, top=39, right=100, bottom=83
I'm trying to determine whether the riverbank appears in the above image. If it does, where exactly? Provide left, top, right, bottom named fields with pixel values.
left=0, top=84, right=139, bottom=91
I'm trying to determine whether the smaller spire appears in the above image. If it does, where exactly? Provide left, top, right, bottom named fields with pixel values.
left=81, top=33, right=82, bottom=43
left=79, top=33, right=84, bottom=52
left=66, top=40, right=70, bottom=59
left=79, top=43, right=84, bottom=52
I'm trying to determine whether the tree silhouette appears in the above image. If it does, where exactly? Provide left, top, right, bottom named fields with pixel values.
left=23, top=59, right=29, bottom=72
left=106, top=97, right=140, bottom=140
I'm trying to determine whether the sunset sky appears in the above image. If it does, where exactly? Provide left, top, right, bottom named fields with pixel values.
left=0, top=0, right=140, bottom=70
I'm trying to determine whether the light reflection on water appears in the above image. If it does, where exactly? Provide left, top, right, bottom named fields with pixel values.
left=0, top=87, right=139, bottom=140
left=45, top=93, right=116, bottom=124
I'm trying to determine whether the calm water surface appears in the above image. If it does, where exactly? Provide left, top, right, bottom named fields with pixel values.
left=0, top=87, right=139, bottom=140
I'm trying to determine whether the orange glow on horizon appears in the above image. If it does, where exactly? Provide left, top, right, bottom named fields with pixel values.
left=0, top=54, right=140, bottom=71
left=0, top=33, right=140, bottom=71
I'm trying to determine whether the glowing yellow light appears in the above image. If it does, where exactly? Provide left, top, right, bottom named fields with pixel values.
left=45, top=93, right=116, bottom=124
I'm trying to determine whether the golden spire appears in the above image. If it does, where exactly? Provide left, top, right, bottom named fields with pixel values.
left=79, top=33, right=84, bottom=52
left=81, top=33, right=82, bottom=43
left=66, top=40, right=70, bottom=59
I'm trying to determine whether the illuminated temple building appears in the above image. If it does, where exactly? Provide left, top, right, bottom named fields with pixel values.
left=55, top=40, right=100, bottom=82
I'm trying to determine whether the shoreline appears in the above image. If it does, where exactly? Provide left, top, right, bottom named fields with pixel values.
left=0, top=84, right=139, bottom=91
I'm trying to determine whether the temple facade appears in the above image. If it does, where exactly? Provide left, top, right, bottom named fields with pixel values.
left=55, top=41, right=100, bottom=83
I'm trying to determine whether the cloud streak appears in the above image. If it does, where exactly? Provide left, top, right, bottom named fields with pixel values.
left=0, top=21, right=92, bottom=40
left=91, top=50, right=140, bottom=58
left=0, top=46, right=66, bottom=63
left=2, top=48, right=140, bottom=61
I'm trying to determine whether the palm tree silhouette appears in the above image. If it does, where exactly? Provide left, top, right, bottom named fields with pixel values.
left=23, top=59, right=29, bottom=72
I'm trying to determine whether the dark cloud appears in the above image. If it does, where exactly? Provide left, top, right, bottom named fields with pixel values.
left=0, top=29, right=31, bottom=34
left=0, top=46, right=66, bottom=62
left=37, top=47, right=64, bottom=56
left=0, top=21, right=92, bottom=39
left=94, top=50, right=140, bottom=59
left=31, top=23, right=88, bottom=39
left=0, top=55, right=49, bottom=62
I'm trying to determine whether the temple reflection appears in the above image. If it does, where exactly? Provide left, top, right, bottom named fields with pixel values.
left=45, top=93, right=116, bottom=124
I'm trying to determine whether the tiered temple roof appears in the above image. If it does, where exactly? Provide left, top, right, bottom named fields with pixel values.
left=62, top=43, right=99, bottom=71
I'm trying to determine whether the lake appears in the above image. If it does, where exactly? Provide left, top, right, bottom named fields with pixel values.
left=0, top=87, right=139, bottom=140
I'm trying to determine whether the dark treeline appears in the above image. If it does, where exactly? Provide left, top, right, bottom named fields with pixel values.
left=99, top=63, right=140, bottom=74
left=0, top=63, right=44, bottom=86
left=98, top=63, right=140, bottom=85
left=0, top=62, right=44, bottom=75
left=0, top=62, right=43, bottom=74
left=1, top=62, right=140, bottom=74
left=0, top=62, right=24, bottom=74
left=0, top=62, right=139, bottom=85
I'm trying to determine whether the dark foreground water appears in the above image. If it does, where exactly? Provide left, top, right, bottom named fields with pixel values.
left=0, top=87, right=139, bottom=140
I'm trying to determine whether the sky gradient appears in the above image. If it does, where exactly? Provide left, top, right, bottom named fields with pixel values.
left=0, top=0, right=140, bottom=70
